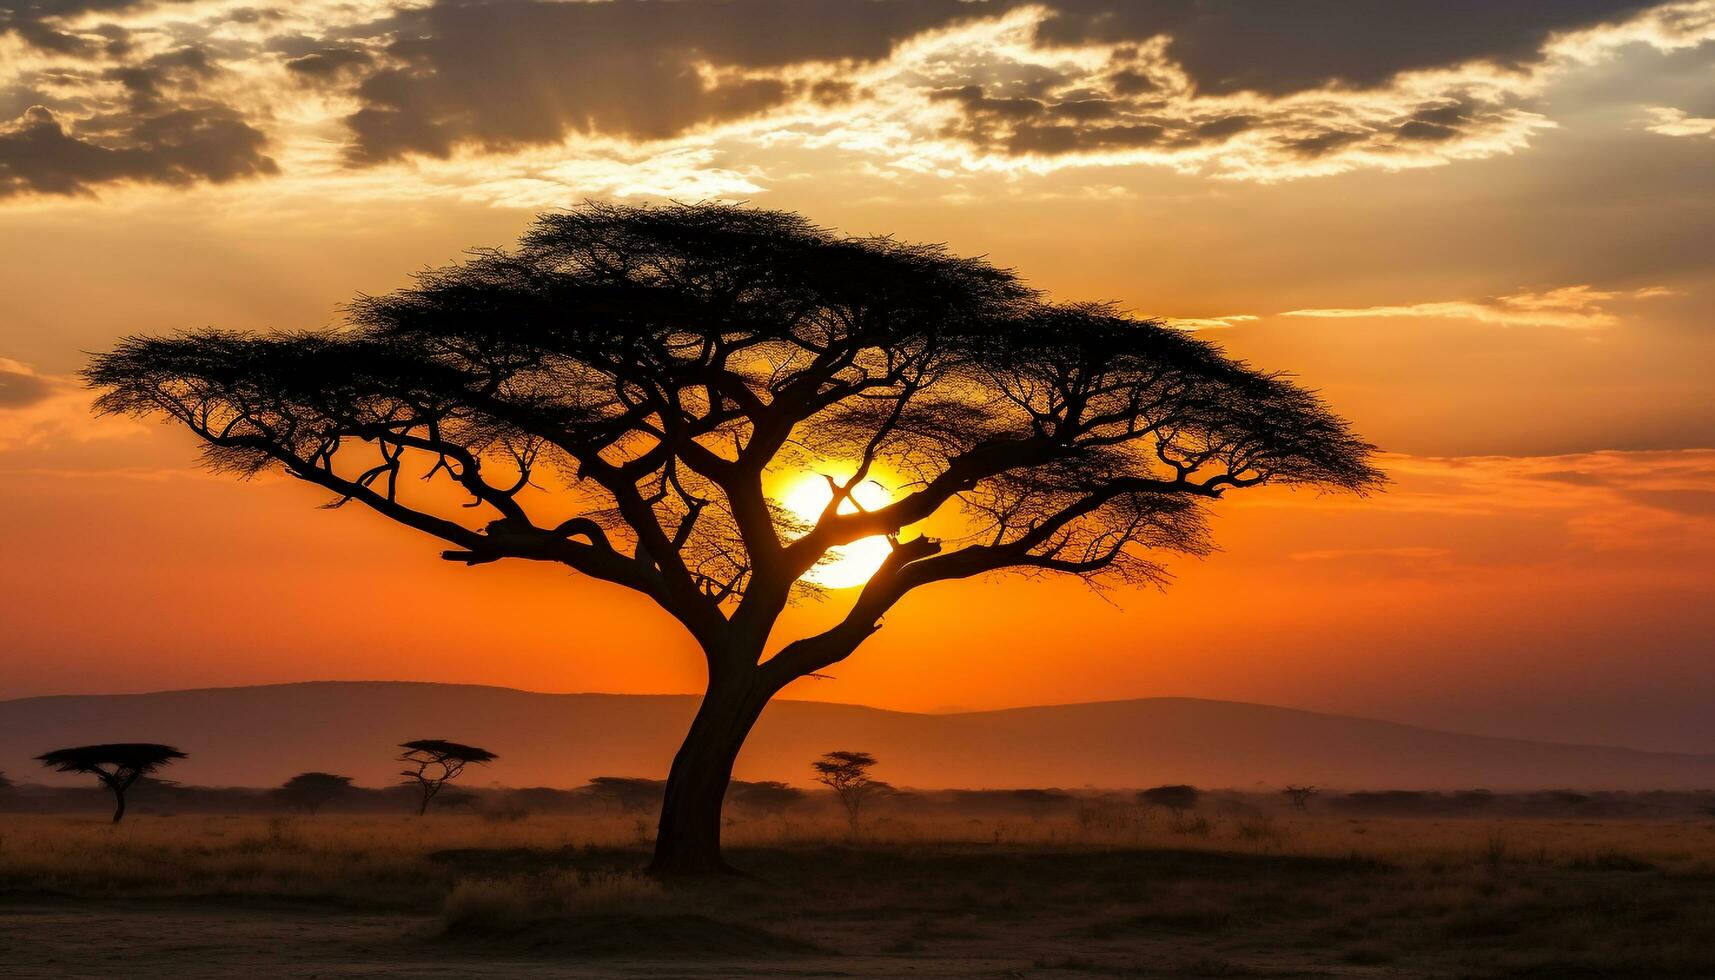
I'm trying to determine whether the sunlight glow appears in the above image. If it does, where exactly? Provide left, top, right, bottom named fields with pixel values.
left=779, top=473, right=895, bottom=589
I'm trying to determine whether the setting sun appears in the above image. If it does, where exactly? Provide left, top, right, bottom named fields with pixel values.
left=778, top=473, right=895, bottom=589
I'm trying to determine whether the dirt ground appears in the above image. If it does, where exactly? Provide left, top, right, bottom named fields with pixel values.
left=0, top=888, right=1418, bottom=980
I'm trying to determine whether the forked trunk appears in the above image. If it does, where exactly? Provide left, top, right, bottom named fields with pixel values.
left=649, top=671, right=772, bottom=876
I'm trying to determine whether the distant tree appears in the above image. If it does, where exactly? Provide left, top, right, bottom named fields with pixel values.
left=1011, top=788, right=1073, bottom=819
left=1139, top=784, right=1200, bottom=814
left=1453, top=789, right=1497, bottom=811
left=1282, top=785, right=1318, bottom=810
left=275, top=772, right=355, bottom=814
left=35, top=744, right=186, bottom=823
left=398, top=740, right=497, bottom=815
left=729, top=779, right=807, bottom=818
left=813, top=751, right=884, bottom=834
left=87, top=202, right=1381, bottom=874
left=588, top=776, right=667, bottom=815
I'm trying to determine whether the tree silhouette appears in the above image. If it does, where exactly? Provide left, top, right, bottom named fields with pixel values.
left=1282, top=784, right=1318, bottom=810
left=1139, top=784, right=1200, bottom=814
left=86, top=202, right=1381, bottom=874
left=729, top=779, right=807, bottom=818
left=587, top=776, right=666, bottom=814
left=398, top=739, right=496, bottom=815
left=35, top=743, right=186, bottom=823
left=813, top=750, right=884, bottom=834
left=276, top=771, right=355, bottom=814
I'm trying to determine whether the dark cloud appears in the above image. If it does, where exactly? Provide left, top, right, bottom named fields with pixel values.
left=0, top=104, right=277, bottom=198
left=1623, top=488, right=1715, bottom=517
left=1194, top=115, right=1256, bottom=140
left=0, top=364, right=53, bottom=408
left=1031, top=0, right=1659, bottom=95
left=0, top=0, right=1699, bottom=189
left=323, top=0, right=1658, bottom=166
left=335, top=0, right=993, bottom=161
left=937, top=80, right=1274, bottom=157
left=0, top=0, right=188, bottom=56
left=1006, top=121, right=1165, bottom=156
left=1526, top=470, right=1614, bottom=487
left=283, top=46, right=372, bottom=80
left=104, top=45, right=219, bottom=110
left=1281, top=129, right=1367, bottom=158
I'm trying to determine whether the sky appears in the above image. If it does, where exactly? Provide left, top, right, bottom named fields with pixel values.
left=1, top=0, right=1712, bottom=753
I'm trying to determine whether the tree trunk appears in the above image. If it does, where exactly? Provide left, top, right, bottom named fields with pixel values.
left=649, top=670, right=772, bottom=876
left=111, top=787, right=126, bottom=823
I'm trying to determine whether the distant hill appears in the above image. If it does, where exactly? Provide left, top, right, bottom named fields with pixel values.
left=1, top=682, right=1710, bottom=791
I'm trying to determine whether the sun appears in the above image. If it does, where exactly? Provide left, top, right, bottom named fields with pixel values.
left=778, top=472, right=894, bottom=589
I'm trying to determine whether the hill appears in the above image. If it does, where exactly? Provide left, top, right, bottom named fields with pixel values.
left=1, top=682, right=1709, bottom=790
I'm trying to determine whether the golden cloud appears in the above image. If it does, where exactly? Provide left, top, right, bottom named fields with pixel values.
left=1280, top=285, right=1676, bottom=329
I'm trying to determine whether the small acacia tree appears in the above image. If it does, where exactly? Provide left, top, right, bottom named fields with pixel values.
left=35, top=743, right=186, bottom=823
left=1140, top=784, right=1200, bottom=814
left=276, top=771, right=355, bottom=814
left=86, top=202, right=1380, bottom=874
left=813, top=750, right=884, bottom=834
left=399, top=739, right=496, bottom=815
left=587, top=776, right=666, bottom=815
left=1283, top=784, right=1318, bottom=810
left=730, top=779, right=807, bottom=818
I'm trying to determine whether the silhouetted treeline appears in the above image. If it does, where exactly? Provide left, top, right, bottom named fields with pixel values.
left=2, top=780, right=1709, bottom=820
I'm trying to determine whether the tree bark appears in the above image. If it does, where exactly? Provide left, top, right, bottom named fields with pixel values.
left=111, top=786, right=126, bottom=823
left=648, top=669, right=772, bottom=876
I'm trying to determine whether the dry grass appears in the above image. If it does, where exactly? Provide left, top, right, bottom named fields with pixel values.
left=4, top=809, right=1711, bottom=903
left=3, top=809, right=1713, bottom=977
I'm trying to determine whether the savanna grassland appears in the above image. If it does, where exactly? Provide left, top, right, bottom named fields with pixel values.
left=3, top=804, right=1714, bottom=979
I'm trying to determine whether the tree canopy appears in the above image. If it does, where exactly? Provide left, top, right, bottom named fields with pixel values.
left=36, top=743, right=187, bottom=778
left=276, top=771, right=355, bottom=813
left=398, top=739, right=497, bottom=815
left=36, top=743, right=187, bottom=822
left=87, top=202, right=1380, bottom=681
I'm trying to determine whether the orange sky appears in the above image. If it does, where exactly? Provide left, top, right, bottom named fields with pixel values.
left=2, top=0, right=1713, bottom=752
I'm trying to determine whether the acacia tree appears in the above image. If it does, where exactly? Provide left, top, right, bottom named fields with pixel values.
left=1140, top=784, right=1201, bottom=814
left=276, top=771, right=355, bottom=814
left=1283, top=784, right=1318, bottom=810
left=587, top=776, right=667, bottom=814
left=730, top=779, right=807, bottom=818
left=398, top=739, right=496, bottom=815
left=85, top=202, right=1381, bottom=874
left=35, top=743, right=186, bottom=823
left=813, top=750, right=884, bottom=834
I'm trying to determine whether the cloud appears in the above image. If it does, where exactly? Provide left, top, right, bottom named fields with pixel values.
left=1281, top=285, right=1674, bottom=328
left=1385, top=450, right=1715, bottom=554
left=337, top=0, right=990, bottom=162
left=282, top=46, right=374, bottom=84
left=1029, top=1, right=1662, bottom=94
left=2, top=0, right=1715, bottom=199
left=0, top=0, right=178, bottom=57
left=1164, top=314, right=1258, bottom=331
left=0, top=103, right=276, bottom=198
left=0, top=357, right=140, bottom=451
left=0, top=357, right=54, bottom=407
left=1642, top=104, right=1715, bottom=136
